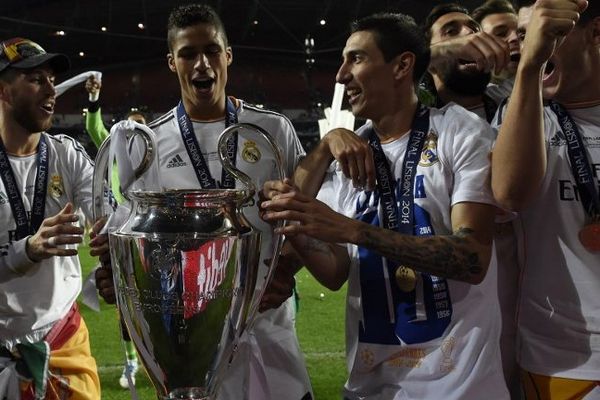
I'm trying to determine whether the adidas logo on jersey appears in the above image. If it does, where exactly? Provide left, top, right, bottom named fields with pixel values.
left=550, top=130, right=567, bottom=146
left=167, top=154, right=187, bottom=168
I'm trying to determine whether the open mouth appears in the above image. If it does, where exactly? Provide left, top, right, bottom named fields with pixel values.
left=346, top=88, right=361, bottom=104
left=510, top=53, right=521, bottom=63
left=40, top=102, right=54, bottom=114
left=457, top=59, right=481, bottom=73
left=192, top=77, right=215, bottom=90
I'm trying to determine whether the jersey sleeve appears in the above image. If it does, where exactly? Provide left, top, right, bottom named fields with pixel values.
left=0, top=236, right=36, bottom=282
left=440, top=107, right=496, bottom=207
left=277, top=116, right=306, bottom=177
left=85, top=104, right=110, bottom=148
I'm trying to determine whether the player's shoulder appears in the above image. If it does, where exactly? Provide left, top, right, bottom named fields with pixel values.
left=45, top=132, right=92, bottom=161
left=147, top=108, right=176, bottom=131
left=239, top=100, right=294, bottom=130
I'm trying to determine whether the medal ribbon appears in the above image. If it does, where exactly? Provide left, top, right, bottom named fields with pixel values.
left=0, top=135, right=49, bottom=240
left=367, top=104, right=430, bottom=235
left=550, top=101, right=600, bottom=217
left=176, top=97, right=238, bottom=189
left=362, top=104, right=452, bottom=344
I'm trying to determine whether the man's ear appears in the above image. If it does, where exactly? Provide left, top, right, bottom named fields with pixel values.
left=167, top=53, right=176, bottom=73
left=393, top=52, right=416, bottom=81
left=226, top=47, right=233, bottom=66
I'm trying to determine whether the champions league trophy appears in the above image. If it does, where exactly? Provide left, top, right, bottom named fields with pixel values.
left=92, top=121, right=286, bottom=399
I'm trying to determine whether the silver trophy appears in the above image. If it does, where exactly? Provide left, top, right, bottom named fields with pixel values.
left=92, top=122, right=285, bottom=399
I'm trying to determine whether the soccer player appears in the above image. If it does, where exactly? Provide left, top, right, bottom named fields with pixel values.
left=261, top=12, right=509, bottom=399
left=492, top=0, right=600, bottom=398
left=423, top=3, right=509, bottom=122
left=94, top=4, right=313, bottom=399
left=0, top=37, right=101, bottom=399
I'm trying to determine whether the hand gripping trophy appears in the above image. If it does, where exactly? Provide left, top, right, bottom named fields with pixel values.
left=92, top=121, right=286, bottom=399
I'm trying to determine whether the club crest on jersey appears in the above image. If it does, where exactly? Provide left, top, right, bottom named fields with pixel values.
left=48, top=175, right=64, bottom=198
left=242, top=140, right=261, bottom=163
left=419, top=130, right=439, bottom=167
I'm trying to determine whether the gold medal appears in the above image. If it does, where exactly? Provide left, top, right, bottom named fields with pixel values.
left=579, top=219, right=600, bottom=253
left=242, top=141, right=261, bottom=163
left=395, top=265, right=417, bottom=292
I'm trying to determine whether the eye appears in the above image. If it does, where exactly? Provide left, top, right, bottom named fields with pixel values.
left=443, top=27, right=458, bottom=37
left=206, top=46, right=222, bottom=55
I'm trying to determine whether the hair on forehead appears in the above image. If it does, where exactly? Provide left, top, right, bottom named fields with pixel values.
left=167, top=3, right=228, bottom=51
left=472, top=0, right=517, bottom=24
left=422, top=3, right=470, bottom=42
left=350, top=12, right=431, bottom=84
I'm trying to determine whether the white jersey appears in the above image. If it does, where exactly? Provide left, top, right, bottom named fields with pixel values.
left=0, top=134, right=93, bottom=347
left=145, top=99, right=312, bottom=399
left=319, top=104, right=508, bottom=400
left=494, top=105, right=600, bottom=380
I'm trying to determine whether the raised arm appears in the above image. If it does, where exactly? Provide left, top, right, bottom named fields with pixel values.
left=491, top=0, right=586, bottom=210
left=293, top=128, right=375, bottom=196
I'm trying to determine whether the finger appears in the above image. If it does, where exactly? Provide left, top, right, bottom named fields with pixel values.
left=47, top=236, right=57, bottom=248
left=364, top=147, right=376, bottom=191
left=49, top=248, right=79, bottom=257
left=99, top=288, right=116, bottom=304
left=337, top=152, right=351, bottom=179
left=91, top=216, right=107, bottom=235
left=263, top=209, right=307, bottom=225
left=52, top=224, right=84, bottom=236
left=470, top=36, right=499, bottom=72
left=347, top=155, right=360, bottom=188
left=89, top=233, right=108, bottom=247
left=89, top=242, right=109, bottom=257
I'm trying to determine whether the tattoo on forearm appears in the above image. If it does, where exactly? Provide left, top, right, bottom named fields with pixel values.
left=360, top=226, right=483, bottom=282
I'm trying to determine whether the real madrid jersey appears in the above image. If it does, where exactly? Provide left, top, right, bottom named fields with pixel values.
left=494, top=105, right=600, bottom=380
left=143, top=99, right=312, bottom=400
left=319, top=103, right=508, bottom=400
left=0, top=134, right=94, bottom=345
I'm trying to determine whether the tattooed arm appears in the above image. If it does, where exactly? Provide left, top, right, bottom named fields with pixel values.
left=357, top=201, right=494, bottom=283
left=262, top=192, right=495, bottom=285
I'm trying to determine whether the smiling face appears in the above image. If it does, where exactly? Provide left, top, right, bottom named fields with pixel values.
left=518, top=6, right=597, bottom=103
left=0, top=65, right=57, bottom=133
left=481, top=12, right=520, bottom=74
left=335, top=30, right=397, bottom=123
left=429, top=12, right=491, bottom=96
left=167, top=23, right=232, bottom=120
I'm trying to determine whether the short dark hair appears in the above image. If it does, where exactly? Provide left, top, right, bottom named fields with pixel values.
left=350, top=12, right=431, bottom=84
left=471, top=0, right=516, bottom=24
left=126, top=109, right=147, bottom=122
left=515, top=0, right=599, bottom=26
left=167, top=3, right=228, bottom=51
left=423, top=3, right=470, bottom=44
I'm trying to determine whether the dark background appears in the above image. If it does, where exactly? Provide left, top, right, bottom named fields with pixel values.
left=0, top=1, right=496, bottom=150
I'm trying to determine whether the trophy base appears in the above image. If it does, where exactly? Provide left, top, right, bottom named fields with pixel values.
left=162, top=388, right=210, bottom=399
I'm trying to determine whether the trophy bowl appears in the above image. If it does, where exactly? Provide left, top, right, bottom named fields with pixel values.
left=110, top=189, right=260, bottom=399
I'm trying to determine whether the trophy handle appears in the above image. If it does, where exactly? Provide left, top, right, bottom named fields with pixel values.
left=217, top=122, right=287, bottom=330
left=92, top=122, right=157, bottom=221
